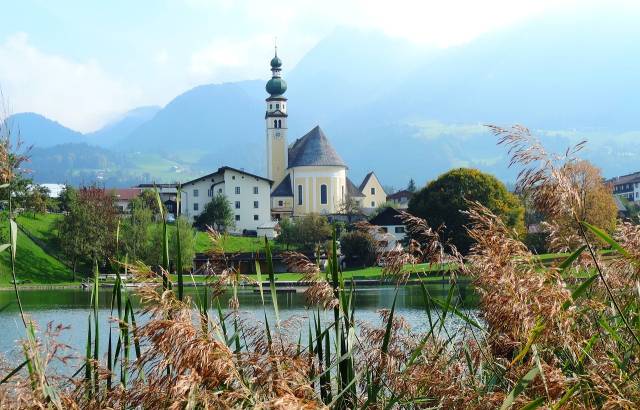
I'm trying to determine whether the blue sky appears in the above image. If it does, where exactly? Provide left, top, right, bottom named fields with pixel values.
left=0, top=0, right=601, bottom=132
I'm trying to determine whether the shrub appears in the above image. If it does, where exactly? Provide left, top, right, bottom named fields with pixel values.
left=340, top=230, right=377, bottom=268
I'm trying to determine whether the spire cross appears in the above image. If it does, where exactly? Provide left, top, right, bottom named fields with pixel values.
left=274, top=36, right=278, bottom=57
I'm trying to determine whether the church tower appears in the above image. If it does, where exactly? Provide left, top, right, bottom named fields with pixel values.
left=265, top=47, right=288, bottom=186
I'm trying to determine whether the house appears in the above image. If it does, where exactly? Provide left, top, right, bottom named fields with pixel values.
left=180, top=166, right=272, bottom=234
left=369, top=207, right=407, bottom=251
left=109, top=188, right=142, bottom=213
left=608, top=172, right=640, bottom=202
left=387, top=190, right=413, bottom=209
left=263, top=49, right=387, bottom=220
left=358, top=172, right=387, bottom=213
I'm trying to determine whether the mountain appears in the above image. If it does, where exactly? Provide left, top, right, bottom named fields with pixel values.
left=6, top=113, right=83, bottom=147
left=28, top=143, right=137, bottom=186
left=14, top=4, right=640, bottom=187
left=117, top=81, right=266, bottom=174
left=87, top=105, right=160, bottom=147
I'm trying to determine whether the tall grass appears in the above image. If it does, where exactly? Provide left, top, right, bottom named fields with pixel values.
left=0, top=127, right=639, bottom=408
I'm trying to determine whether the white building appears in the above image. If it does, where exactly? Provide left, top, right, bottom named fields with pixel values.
left=609, top=172, right=640, bottom=202
left=369, top=207, right=407, bottom=251
left=181, top=166, right=273, bottom=234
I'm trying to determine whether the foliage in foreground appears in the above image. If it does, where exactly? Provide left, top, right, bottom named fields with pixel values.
left=0, top=125, right=639, bottom=408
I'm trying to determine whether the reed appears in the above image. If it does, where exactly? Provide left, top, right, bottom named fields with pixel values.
left=0, top=126, right=639, bottom=408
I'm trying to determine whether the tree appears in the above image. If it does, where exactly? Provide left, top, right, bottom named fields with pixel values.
left=407, top=178, right=417, bottom=193
left=276, top=217, right=297, bottom=250
left=337, top=196, right=363, bottom=224
left=408, top=168, right=524, bottom=254
left=58, top=184, right=77, bottom=213
left=171, top=216, right=195, bottom=272
left=194, top=194, right=234, bottom=231
left=275, top=214, right=332, bottom=251
left=121, top=196, right=153, bottom=262
left=139, top=188, right=166, bottom=217
left=57, top=186, right=118, bottom=274
left=340, top=230, right=377, bottom=268
left=25, top=185, right=49, bottom=217
left=541, top=160, right=617, bottom=250
left=294, top=214, right=332, bottom=251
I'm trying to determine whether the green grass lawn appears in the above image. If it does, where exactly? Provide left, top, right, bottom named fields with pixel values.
left=190, top=232, right=294, bottom=254
left=171, top=262, right=457, bottom=283
left=0, top=223, right=75, bottom=285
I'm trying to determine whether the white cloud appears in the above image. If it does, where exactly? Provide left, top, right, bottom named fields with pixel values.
left=189, top=35, right=274, bottom=82
left=0, top=33, right=143, bottom=132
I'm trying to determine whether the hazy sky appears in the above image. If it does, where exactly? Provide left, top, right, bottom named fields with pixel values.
left=0, top=0, right=605, bottom=132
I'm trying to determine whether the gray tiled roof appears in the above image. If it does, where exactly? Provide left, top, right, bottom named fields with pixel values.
left=271, top=174, right=293, bottom=197
left=346, top=177, right=365, bottom=198
left=608, top=172, right=640, bottom=186
left=288, top=126, right=347, bottom=168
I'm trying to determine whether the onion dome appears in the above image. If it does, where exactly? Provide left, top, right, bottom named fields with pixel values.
left=266, top=77, right=287, bottom=96
left=270, top=55, right=282, bottom=68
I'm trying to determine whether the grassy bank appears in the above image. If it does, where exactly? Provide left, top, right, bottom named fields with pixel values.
left=0, top=223, right=74, bottom=285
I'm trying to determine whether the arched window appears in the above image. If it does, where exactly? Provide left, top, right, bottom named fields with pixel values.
left=320, top=184, right=328, bottom=205
left=274, top=119, right=278, bottom=128
left=277, top=119, right=282, bottom=128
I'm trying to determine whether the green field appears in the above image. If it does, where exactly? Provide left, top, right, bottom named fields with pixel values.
left=0, top=217, right=74, bottom=285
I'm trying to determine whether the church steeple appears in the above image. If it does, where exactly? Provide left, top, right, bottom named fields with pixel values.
left=265, top=46, right=288, bottom=185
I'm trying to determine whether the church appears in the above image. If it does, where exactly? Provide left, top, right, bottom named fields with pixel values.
left=263, top=50, right=387, bottom=221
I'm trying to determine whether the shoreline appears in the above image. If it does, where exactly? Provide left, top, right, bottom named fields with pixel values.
left=0, top=276, right=470, bottom=291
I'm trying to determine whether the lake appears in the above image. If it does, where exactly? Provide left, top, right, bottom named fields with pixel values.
left=0, top=283, right=479, bottom=369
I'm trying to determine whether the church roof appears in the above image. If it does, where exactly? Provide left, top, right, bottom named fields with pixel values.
left=271, top=174, right=293, bottom=197
left=288, top=126, right=347, bottom=168
left=346, top=177, right=365, bottom=198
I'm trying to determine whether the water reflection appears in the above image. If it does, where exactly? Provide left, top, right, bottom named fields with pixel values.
left=0, top=284, right=479, bottom=366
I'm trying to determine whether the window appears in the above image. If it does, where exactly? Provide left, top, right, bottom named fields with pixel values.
left=274, top=119, right=278, bottom=128
left=381, top=227, right=388, bottom=233
left=218, top=188, right=222, bottom=193
left=235, top=201, right=240, bottom=209
left=320, top=184, right=328, bottom=204
left=193, top=203, right=199, bottom=211
left=298, top=185, right=303, bottom=205
left=235, top=187, right=240, bottom=195
left=278, top=119, right=282, bottom=128
left=253, top=186, right=259, bottom=194
left=371, top=187, right=375, bottom=195
left=253, top=200, right=259, bottom=208
left=371, top=201, right=375, bottom=207
left=269, top=104, right=272, bottom=109
left=254, top=214, right=259, bottom=221
left=232, top=175, right=235, bottom=180
left=278, top=200, right=284, bottom=207
left=193, top=189, right=199, bottom=197
left=207, top=188, right=213, bottom=197
left=276, top=103, right=280, bottom=109
left=235, top=215, right=240, bottom=221
left=394, top=227, right=405, bottom=234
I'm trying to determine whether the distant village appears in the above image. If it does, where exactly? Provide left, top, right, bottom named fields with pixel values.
left=36, top=49, right=639, bottom=247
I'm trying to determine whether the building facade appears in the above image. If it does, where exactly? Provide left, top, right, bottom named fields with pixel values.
left=387, top=190, right=413, bottom=209
left=358, top=172, right=387, bottom=212
left=181, top=166, right=272, bottom=234
left=609, top=172, right=640, bottom=202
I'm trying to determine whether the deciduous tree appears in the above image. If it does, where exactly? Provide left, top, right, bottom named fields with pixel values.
left=194, top=194, right=234, bottom=232
left=408, top=168, right=524, bottom=253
